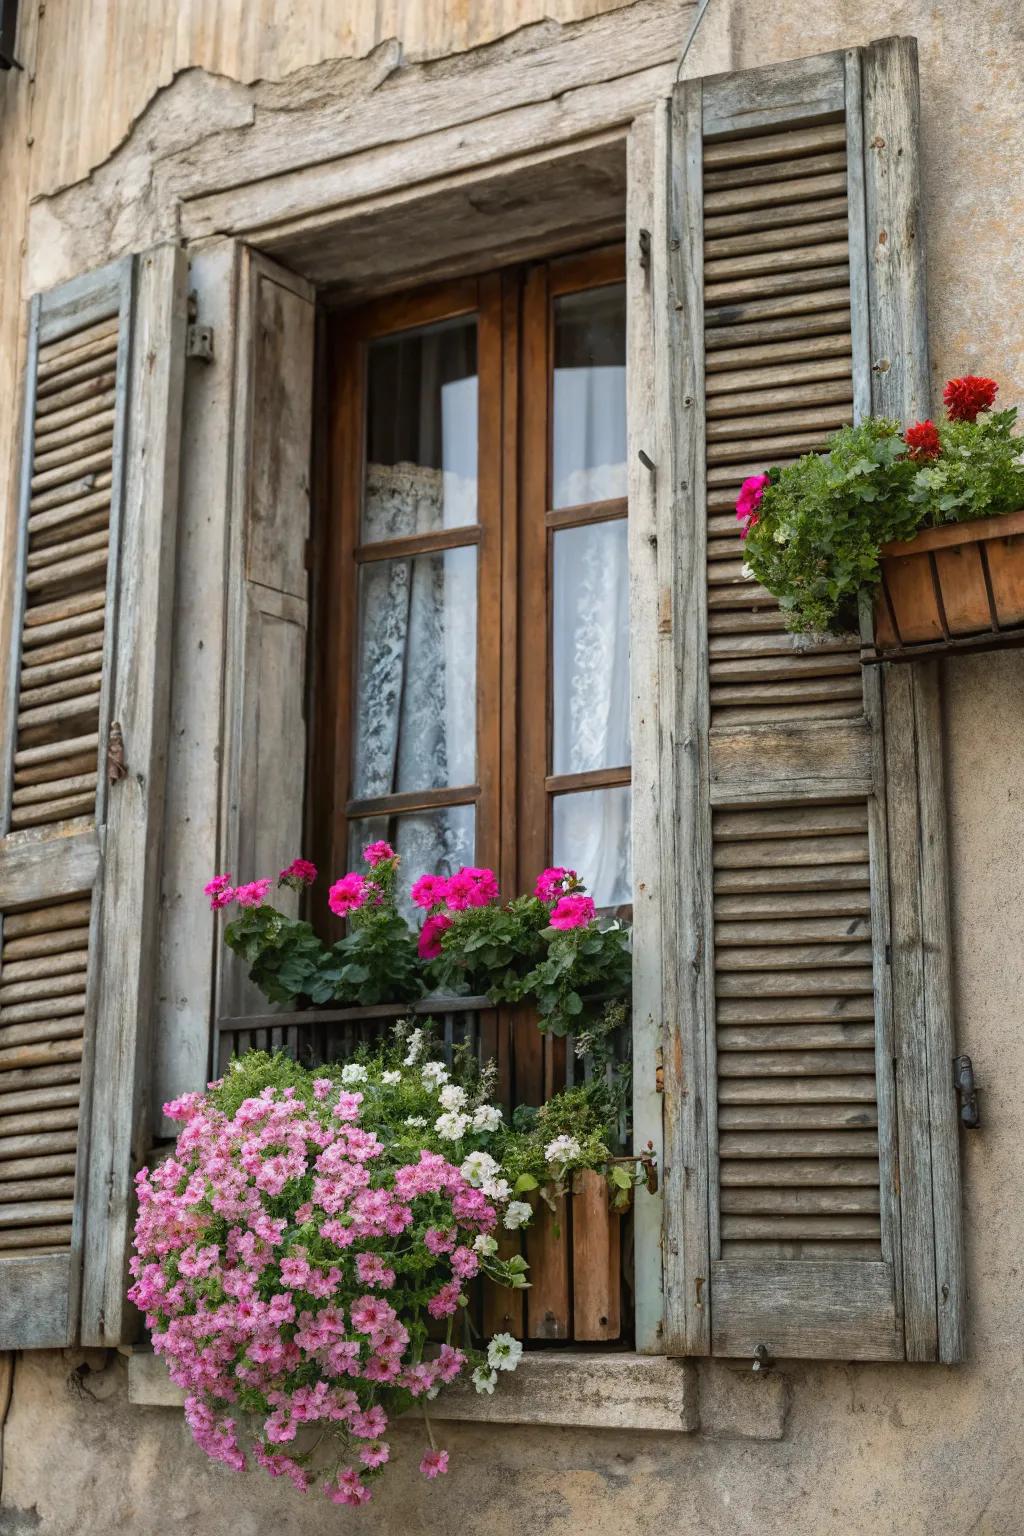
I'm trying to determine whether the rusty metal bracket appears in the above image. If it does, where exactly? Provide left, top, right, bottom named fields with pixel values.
left=107, top=721, right=127, bottom=784
left=954, top=1055, right=980, bottom=1129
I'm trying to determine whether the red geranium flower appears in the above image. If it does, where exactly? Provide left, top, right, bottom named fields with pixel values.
left=943, top=375, right=998, bottom=423
left=903, top=419, right=941, bottom=460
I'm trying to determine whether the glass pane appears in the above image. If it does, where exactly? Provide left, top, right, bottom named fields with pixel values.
left=352, top=546, right=477, bottom=797
left=349, top=807, right=476, bottom=922
left=552, top=284, right=626, bottom=509
left=552, top=786, right=632, bottom=909
left=552, top=520, right=630, bottom=776
left=364, top=316, right=477, bottom=540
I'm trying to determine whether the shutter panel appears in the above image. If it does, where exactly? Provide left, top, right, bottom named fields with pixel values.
left=219, top=253, right=315, bottom=1022
left=659, top=39, right=964, bottom=1361
left=0, top=249, right=187, bottom=1348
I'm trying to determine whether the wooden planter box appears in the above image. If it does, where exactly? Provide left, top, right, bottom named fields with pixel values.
left=866, top=507, right=1024, bottom=662
left=482, top=1172, right=623, bottom=1343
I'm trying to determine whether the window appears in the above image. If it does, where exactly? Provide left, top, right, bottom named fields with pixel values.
left=317, top=250, right=630, bottom=1104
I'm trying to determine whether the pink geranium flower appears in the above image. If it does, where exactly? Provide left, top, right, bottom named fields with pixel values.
left=444, top=866, right=499, bottom=910
left=418, top=911, right=452, bottom=960
left=328, top=872, right=370, bottom=917
left=735, top=472, right=769, bottom=539
left=549, top=893, right=596, bottom=930
left=278, top=858, right=317, bottom=890
left=534, top=866, right=577, bottom=902
left=234, top=878, right=272, bottom=909
left=362, top=840, right=396, bottom=867
left=420, top=1449, right=449, bottom=1480
left=410, top=873, right=449, bottom=910
left=203, top=873, right=234, bottom=911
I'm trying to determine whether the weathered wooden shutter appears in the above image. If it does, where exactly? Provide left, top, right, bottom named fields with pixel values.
left=0, top=249, right=186, bottom=1348
left=658, top=38, right=965, bottom=1361
left=218, top=253, right=315, bottom=1021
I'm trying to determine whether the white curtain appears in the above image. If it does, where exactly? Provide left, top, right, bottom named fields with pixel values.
left=551, top=520, right=631, bottom=907
left=352, top=460, right=476, bottom=891
left=552, top=363, right=627, bottom=509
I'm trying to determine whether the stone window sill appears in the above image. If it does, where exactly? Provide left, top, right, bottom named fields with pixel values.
left=127, top=1348, right=699, bottom=1433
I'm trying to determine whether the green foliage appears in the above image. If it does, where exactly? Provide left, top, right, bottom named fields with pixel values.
left=909, top=409, right=1024, bottom=522
left=430, top=895, right=549, bottom=998
left=433, top=897, right=632, bottom=1041
left=743, top=409, right=1024, bottom=635
left=310, top=911, right=422, bottom=1007
left=223, top=906, right=325, bottom=1004
left=743, top=419, right=919, bottom=634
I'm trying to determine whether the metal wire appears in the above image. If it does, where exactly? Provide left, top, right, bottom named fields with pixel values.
left=674, top=0, right=715, bottom=82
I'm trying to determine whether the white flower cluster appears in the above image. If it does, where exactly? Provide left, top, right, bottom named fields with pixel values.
left=459, top=1150, right=510, bottom=1203
left=381, top=1069, right=402, bottom=1086
left=340, top=1063, right=368, bottom=1086
left=403, top=1027, right=424, bottom=1066
left=421, top=1061, right=448, bottom=1089
left=502, top=1200, right=532, bottom=1231
left=544, top=1134, right=582, bottom=1166
left=487, top=1332, right=523, bottom=1373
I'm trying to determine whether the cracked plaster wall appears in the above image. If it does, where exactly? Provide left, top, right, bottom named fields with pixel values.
left=1, top=2, right=1023, bottom=1533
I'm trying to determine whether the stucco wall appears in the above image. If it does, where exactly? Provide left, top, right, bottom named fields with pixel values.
left=2, top=1, right=1024, bottom=1533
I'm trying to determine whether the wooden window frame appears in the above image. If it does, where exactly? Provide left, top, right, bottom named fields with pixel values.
left=318, top=249, right=629, bottom=916
left=518, top=245, right=630, bottom=912
left=318, top=275, right=503, bottom=889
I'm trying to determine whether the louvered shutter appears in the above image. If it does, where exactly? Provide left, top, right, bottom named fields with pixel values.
left=658, top=38, right=965, bottom=1361
left=218, top=253, right=315, bottom=1022
left=0, top=249, right=186, bottom=1348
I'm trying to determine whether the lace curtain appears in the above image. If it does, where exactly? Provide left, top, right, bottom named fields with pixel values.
left=351, top=462, right=476, bottom=888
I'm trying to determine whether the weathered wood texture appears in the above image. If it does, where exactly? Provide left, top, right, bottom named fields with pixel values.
left=855, top=37, right=964, bottom=1365
left=658, top=81, right=712, bottom=1356
left=153, top=241, right=240, bottom=1134
left=81, top=246, right=189, bottom=1347
left=0, top=259, right=134, bottom=1350
left=29, top=1, right=648, bottom=200
left=625, top=105, right=665, bottom=1355
left=661, top=41, right=963, bottom=1364
left=218, top=254, right=315, bottom=1021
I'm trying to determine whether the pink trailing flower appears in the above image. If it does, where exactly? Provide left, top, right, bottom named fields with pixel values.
left=418, top=911, right=452, bottom=960
left=362, top=840, right=396, bottom=867
left=204, top=873, right=234, bottom=911
left=278, top=858, right=317, bottom=891
left=328, top=872, right=370, bottom=917
left=410, top=872, right=449, bottom=910
left=534, top=866, right=577, bottom=902
left=549, top=893, right=596, bottom=930
left=444, top=866, right=499, bottom=910
left=735, top=472, right=769, bottom=539
left=234, top=878, right=272, bottom=909
left=129, top=1068, right=504, bottom=1503
left=420, top=1449, right=449, bottom=1480
left=325, top=1468, right=372, bottom=1506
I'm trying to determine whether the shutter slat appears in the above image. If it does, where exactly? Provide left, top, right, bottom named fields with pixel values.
left=721, top=1158, right=878, bottom=1186
left=718, top=1024, right=875, bottom=1051
left=0, top=1153, right=78, bottom=1181
left=718, top=1050, right=876, bottom=1077
left=719, top=1130, right=879, bottom=1159
left=721, top=1214, right=880, bottom=1240
left=703, top=195, right=849, bottom=241
left=721, top=1188, right=879, bottom=1214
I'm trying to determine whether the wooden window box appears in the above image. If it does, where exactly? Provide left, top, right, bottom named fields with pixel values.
left=864, top=507, right=1024, bottom=662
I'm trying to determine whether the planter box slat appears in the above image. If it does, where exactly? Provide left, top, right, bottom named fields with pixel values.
left=865, top=507, right=1024, bottom=662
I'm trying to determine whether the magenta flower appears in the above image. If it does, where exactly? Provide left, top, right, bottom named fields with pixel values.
left=534, top=866, right=577, bottom=902
left=234, top=878, right=272, bottom=909
left=410, top=872, right=449, bottom=910
left=418, top=911, right=452, bottom=960
left=362, top=840, right=396, bottom=867
left=735, top=472, right=769, bottom=539
left=444, top=866, right=499, bottom=910
left=328, top=872, right=370, bottom=917
left=420, top=1449, right=449, bottom=1480
left=549, top=893, right=596, bottom=930
left=203, top=873, right=234, bottom=911
left=278, top=858, right=317, bottom=890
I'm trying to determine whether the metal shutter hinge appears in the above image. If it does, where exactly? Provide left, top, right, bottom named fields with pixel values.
left=186, top=292, right=214, bottom=362
left=954, top=1055, right=980, bottom=1129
